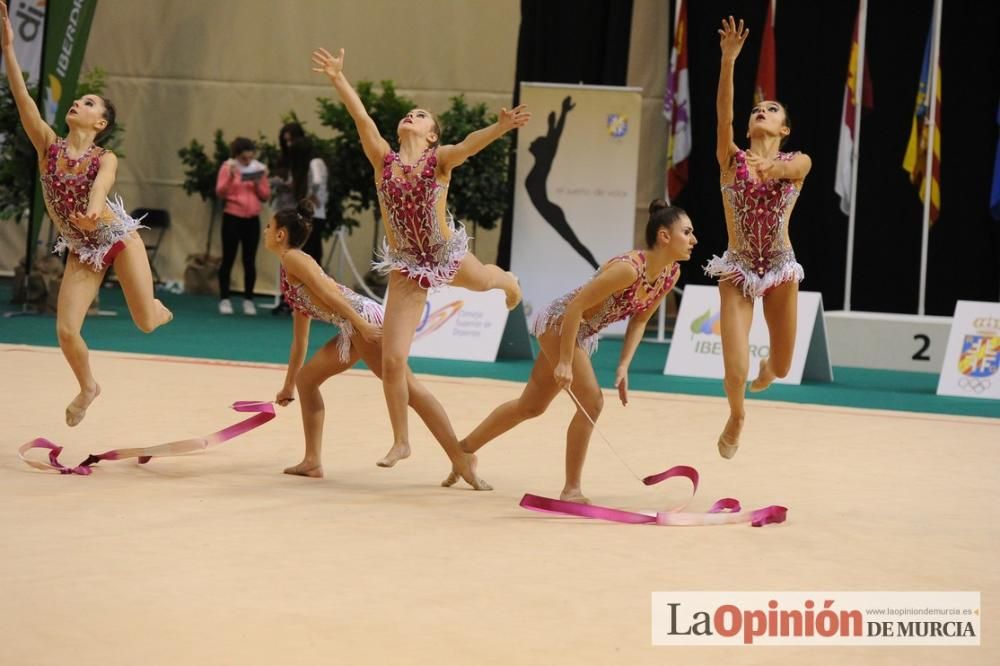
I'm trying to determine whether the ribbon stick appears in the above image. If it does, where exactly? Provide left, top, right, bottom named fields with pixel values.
left=18, top=401, right=276, bottom=475
left=520, top=464, right=787, bottom=527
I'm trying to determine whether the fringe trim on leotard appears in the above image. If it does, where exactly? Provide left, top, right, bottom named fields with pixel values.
left=53, top=195, right=145, bottom=272
left=371, top=224, right=469, bottom=290
left=703, top=250, right=804, bottom=299
left=530, top=304, right=600, bottom=357
left=334, top=296, right=384, bottom=363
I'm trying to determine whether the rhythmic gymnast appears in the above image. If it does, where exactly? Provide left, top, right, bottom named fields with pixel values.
left=311, top=45, right=526, bottom=468
left=267, top=200, right=489, bottom=489
left=2, top=1, right=172, bottom=427
left=705, top=16, right=812, bottom=459
left=456, top=202, right=696, bottom=503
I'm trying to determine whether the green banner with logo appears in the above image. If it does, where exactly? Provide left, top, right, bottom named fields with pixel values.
left=26, top=0, right=99, bottom=272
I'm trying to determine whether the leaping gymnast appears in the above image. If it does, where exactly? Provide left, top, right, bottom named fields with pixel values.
left=267, top=200, right=489, bottom=489
left=311, top=46, right=526, bottom=471
left=1, top=2, right=172, bottom=427
left=705, top=17, right=812, bottom=459
left=456, top=202, right=696, bottom=503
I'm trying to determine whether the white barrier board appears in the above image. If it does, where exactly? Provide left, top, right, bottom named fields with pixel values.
left=936, top=301, right=1000, bottom=401
left=825, top=310, right=952, bottom=373
left=408, top=286, right=510, bottom=362
left=664, top=285, right=832, bottom=384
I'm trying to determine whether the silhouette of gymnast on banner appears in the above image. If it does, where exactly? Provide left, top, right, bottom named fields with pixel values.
left=524, top=96, right=599, bottom=270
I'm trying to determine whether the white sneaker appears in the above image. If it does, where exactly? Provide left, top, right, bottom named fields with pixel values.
left=243, top=299, right=257, bottom=316
left=218, top=298, right=233, bottom=315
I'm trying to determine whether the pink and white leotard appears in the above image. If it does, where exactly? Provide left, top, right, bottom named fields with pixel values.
left=40, top=138, right=141, bottom=271
left=532, top=251, right=680, bottom=356
left=280, top=264, right=384, bottom=362
left=704, top=149, right=804, bottom=298
left=372, top=147, right=468, bottom=289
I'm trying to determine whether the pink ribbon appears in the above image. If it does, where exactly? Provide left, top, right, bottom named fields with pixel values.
left=17, top=401, right=276, bottom=475
left=520, top=465, right=787, bottom=527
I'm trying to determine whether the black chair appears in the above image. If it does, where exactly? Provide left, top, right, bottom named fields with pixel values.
left=131, top=208, right=170, bottom=283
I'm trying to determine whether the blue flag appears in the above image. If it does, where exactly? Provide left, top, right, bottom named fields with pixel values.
left=992, top=101, right=1000, bottom=220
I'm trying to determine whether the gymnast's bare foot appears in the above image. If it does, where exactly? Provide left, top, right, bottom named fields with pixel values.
left=151, top=299, right=173, bottom=330
left=504, top=271, right=522, bottom=310
left=284, top=460, right=324, bottom=478
left=749, top=358, right=775, bottom=393
left=441, top=452, right=493, bottom=491
left=717, top=413, right=744, bottom=459
left=376, top=442, right=411, bottom=467
left=65, top=383, right=101, bottom=427
left=559, top=488, right=591, bottom=504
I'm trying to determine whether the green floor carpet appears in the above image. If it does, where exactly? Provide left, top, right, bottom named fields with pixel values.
left=2, top=282, right=997, bottom=419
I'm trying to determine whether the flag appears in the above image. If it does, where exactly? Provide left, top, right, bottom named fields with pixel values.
left=991, top=101, right=1000, bottom=220
left=754, top=0, right=776, bottom=104
left=902, top=27, right=941, bottom=224
left=664, top=0, right=691, bottom=201
left=834, top=3, right=874, bottom=215
left=25, top=0, right=100, bottom=276
left=0, top=0, right=46, bottom=86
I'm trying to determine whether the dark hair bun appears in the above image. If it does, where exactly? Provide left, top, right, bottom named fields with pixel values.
left=296, top=199, right=315, bottom=221
left=648, top=198, right=669, bottom=214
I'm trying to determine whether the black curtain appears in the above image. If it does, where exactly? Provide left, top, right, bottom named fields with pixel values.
left=674, top=0, right=1000, bottom=314
left=497, top=0, right=634, bottom=269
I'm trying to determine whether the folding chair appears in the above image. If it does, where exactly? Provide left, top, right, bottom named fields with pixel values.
left=131, top=208, right=170, bottom=283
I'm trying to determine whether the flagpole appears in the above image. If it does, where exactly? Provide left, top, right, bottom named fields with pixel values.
left=918, top=0, right=942, bottom=316
left=658, top=0, right=682, bottom=342
left=843, top=0, right=868, bottom=312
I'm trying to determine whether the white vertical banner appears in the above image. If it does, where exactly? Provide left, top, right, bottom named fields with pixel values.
left=0, top=0, right=46, bottom=86
left=511, top=82, right=642, bottom=337
left=936, top=301, right=1000, bottom=400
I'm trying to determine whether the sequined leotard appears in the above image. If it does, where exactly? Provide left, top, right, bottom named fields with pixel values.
left=703, top=149, right=804, bottom=297
left=280, top=264, right=384, bottom=362
left=372, top=147, right=468, bottom=289
left=40, top=138, right=141, bottom=271
left=532, top=251, right=680, bottom=356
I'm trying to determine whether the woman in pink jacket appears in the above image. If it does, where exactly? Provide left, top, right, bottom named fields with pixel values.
left=215, top=137, right=270, bottom=315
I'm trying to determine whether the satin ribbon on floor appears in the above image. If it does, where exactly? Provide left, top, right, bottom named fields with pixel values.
left=521, top=464, right=786, bottom=527
left=529, top=387, right=787, bottom=527
left=17, top=401, right=276, bottom=475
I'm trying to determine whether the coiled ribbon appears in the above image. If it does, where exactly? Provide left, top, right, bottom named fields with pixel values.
left=521, top=464, right=786, bottom=526
left=17, top=401, right=275, bottom=475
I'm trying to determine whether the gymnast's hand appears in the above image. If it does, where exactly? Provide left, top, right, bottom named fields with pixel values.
left=718, top=16, right=749, bottom=60
left=275, top=385, right=295, bottom=407
left=312, top=47, right=345, bottom=79
left=1, top=1, right=15, bottom=51
left=745, top=151, right=779, bottom=180
left=69, top=211, right=100, bottom=232
left=554, top=360, right=573, bottom=389
left=358, top=321, right=382, bottom=344
left=498, top=105, right=531, bottom=133
left=614, top=367, right=629, bottom=406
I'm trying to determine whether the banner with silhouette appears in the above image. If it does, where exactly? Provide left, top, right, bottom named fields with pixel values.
left=511, top=83, right=642, bottom=337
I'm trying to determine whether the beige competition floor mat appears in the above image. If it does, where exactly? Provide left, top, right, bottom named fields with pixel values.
left=2, top=344, right=997, bottom=665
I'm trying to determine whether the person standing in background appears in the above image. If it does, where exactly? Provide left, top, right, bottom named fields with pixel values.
left=216, top=137, right=270, bottom=315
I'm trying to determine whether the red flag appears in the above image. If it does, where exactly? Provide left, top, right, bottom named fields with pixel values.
left=835, top=3, right=874, bottom=215
left=665, top=0, right=692, bottom=200
left=754, top=0, right=776, bottom=103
